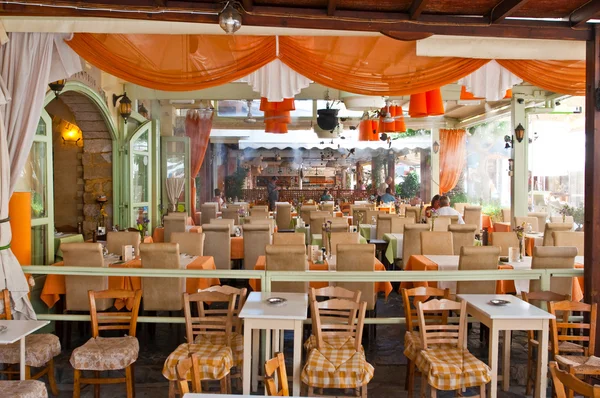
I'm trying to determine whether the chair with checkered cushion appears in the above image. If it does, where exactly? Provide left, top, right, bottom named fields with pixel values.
left=175, top=352, right=202, bottom=394
left=70, top=289, right=142, bottom=398
left=415, top=298, right=491, bottom=396
left=0, top=380, right=48, bottom=397
left=301, top=296, right=372, bottom=397
left=163, top=291, right=237, bottom=398
left=304, top=286, right=362, bottom=353
left=0, top=289, right=60, bottom=396
left=265, top=352, right=289, bottom=396
left=400, top=286, right=451, bottom=398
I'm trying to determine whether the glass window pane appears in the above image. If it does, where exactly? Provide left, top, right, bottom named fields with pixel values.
left=133, top=131, right=148, bottom=152
left=17, top=141, right=48, bottom=218
left=36, top=118, right=46, bottom=136
left=217, top=99, right=313, bottom=118
left=31, top=225, right=47, bottom=265
left=132, top=153, right=149, bottom=202
left=316, top=100, right=364, bottom=118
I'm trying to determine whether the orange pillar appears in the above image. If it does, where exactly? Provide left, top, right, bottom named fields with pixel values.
left=9, top=192, right=31, bottom=265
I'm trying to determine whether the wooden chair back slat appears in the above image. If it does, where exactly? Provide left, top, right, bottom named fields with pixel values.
left=183, top=291, right=236, bottom=346
left=550, top=361, right=600, bottom=398
left=548, top=300, right=597, bottom=356
left=88, top=289, right=142, bottom=337
left=264, top=352, right=289, bottom=396
left=311, top=298, right=366, bottom=352
left=176, top=353, right=202, bottom=394
left=1, top=289, right=11, bottom=320
left=417, top=299, right=467, bottom=350
left=401, top=287, right=451, bottom=332
left=199, top=285, right=247, bottom=333
left=309, top=287, right=361, bottom=328
left=522, top=291, right=570, bottom=343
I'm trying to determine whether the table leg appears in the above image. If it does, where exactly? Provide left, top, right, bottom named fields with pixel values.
left=19, top=337, right=25, bottom=380
left=243, top=325, right=252, bottom=395
left=502, top=330, right=511, bottom=391
left=251, top=328, right=259, bottom=393
left=536, top=320, right=550, bottom=398
left=265, top=329, right=272, bottom=366
left=488, top=326, right=499, bottom=398
left=273, top=329, right=280, bottom=356
left=293, top=320, right=302, bottom=396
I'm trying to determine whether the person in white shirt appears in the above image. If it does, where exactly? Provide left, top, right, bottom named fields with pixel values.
left=436, top=195, right=465, bottom=224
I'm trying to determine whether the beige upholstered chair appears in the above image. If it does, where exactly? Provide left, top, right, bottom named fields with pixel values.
left=390, top=217, right=414, bottom=234
left=553, top=231, right=584, bottom=255
left=464, top=206, right=482, bottom=230
left=320, top=202, right=334, bottom=214
left=209, top=218, right=234, bottom=235
left=336, top=244, right=377, bottom=310
left=349, top=205, right=367, bottom=225
left=543, top=223, right=574, bottom=246
left=502, top=208, right=511, bottom=223
left=275, top=203, right=292, bottom=231
left=489, top=232, right=519, bottom=256
left=352, top=208, right=379, bottom=226
left=243, top=224, right=271, bottom=270
left=528, top=212, right=548, bottom=233
left=453, top=203, right=467, bottom=216
left=405, top=207, right=420, bottom=223
left=550, top=216, right=574, bottom=224
left=250, top=206, right=269, bottom=217
left=376, top=214, right=394, bottom=240
left=246, top=212, right=268, bottom=220
left=203, top=224, right=232, bottom=270
left=530, top=246, right=577, bottom=296
left=515, top=216, right=539, bottom=232
left=440, top=215, right=459, bottom=225
left=273, top=233, right=305, bottom=246
left=63, top=243, right=110, bottom=311
left=300, top=205, right=318, bottom=223
left=140, top=243, right=184, bottom=311
left=309, top=212, right=331, bottom=238
left=328, top=218, right=348, bottom=233
left=265, top=245, right=308, bottom=293
left=328, top=232, right=360, bottom=256
left=221, top=208, right=240, bottom=225
left=200, top=203, right=218, bottom=225
left=457, top=246, right=501, bottom=294
left=170, top=232, right=205, bottom=256
left=106, top=231, right=141, bottom=256
left=448, top=224, right=477, bottom=256
left=429, top=217, right=451, bottom=231
left=163, top=216, right=187, bottom=243
left=420, top=231, right=454, bottom=255
left=249, top=218, right=275, bottom=234
left=402, top=224, right=430, bottom=267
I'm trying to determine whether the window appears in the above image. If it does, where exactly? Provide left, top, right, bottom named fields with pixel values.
left=217, top=99, right=314, bottom=118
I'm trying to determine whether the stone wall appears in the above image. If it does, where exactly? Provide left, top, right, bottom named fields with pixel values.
left=58, top=92, right=113, bottom=238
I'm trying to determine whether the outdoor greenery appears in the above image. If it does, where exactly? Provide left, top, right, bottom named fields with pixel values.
left=481, top=203, right=503, bottom=222
left=397, top=171, right=420, bottom=199
left=572, top=205, right=584, bottom=230
left=225, top=167, right=248, bottom=200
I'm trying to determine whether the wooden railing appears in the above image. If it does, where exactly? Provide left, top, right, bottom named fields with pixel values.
left=241, top=188, right=371, bottom=203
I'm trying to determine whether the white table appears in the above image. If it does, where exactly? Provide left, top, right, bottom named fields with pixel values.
left=457, top=294, right=554, bottom=398
left=0, top=320, right=50, bottom=380
left=239, top=292, right=308, bottom=396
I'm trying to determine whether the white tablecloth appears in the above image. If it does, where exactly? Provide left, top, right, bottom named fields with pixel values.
left=424, top=255, right=459, bottom=292
left=389, top=233, right=404, bottom=259
left=502, top=256, right=533, bottom=294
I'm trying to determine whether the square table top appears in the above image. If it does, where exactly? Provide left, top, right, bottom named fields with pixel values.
left=0, top=320, right=50, bottom=344
left=239, top=292, right=308, bottom=321
left=457, top=294, right=554, bottom=320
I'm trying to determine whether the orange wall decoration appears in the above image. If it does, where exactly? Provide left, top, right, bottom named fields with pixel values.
left=9, top=192, right=31, bottom=266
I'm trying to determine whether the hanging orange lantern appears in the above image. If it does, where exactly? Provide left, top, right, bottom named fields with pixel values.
left=504, top=89, right=513, bottom=99
left=394, top=106, right=407, bottom=132
left=260, top=97, right=295, bottom=134
left=408, top=92, right=428, bottom=118
left=358, top=119, right=371, bottom=141
left=370, top=119, right=380, bottom=141
left=426, top=89, right=444, bottom=116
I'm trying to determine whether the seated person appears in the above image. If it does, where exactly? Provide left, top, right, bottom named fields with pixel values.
left=424, top=194, right=441, bottom=218
left=436, top=195, right=465, bottom=224
left=320, top=189, right=333, bottom=202
left=380, top=187, right=397, bottom=204
left=213, top=188, right=224, bottom=211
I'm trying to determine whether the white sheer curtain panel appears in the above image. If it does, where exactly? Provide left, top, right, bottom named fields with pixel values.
left=166, top=177, right=186, bottom=212
left=238, top=59, right=312, bottom=102
left=458, top=60, right=522, bottom=101
left=0, top=33, right=81, bottom=319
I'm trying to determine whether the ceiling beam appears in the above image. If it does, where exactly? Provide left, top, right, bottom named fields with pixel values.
left=0, top=2, right=591, bottom=41
left=327, top=0, right=336, bottom=16
left=488, top=0, right=531, bottom=24
left=241, top=0, right=253, bottom=12
left=570, top=0, right=600, bottom=28
left=408, top=0, right=429, bottom=20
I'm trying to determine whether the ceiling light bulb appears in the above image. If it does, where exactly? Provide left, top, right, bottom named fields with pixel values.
left=219, top=3, right=242, bottom=34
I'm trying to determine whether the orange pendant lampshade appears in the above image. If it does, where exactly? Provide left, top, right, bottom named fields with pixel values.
left=394, top=106, right=407, bottom=132
left=408, top=92, right=428, bottom=118
left=260, top=97, right=295, bottom=133
left=460, top=86, right=475, bottom=100
left=381, top=106, right=394, bottom=133
left=358, top=119, right=371, bottom=141
left=370, top=119, right=380, bottom=141
left=504, top=89, right=512, bottom=99
left=425, top=89, right=445, bottom=116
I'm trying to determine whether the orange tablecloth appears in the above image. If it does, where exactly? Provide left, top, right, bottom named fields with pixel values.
left=40, top=256, right=220, bottom=310
left=493, top=222, right=511, bottom=232
left=481, top=215, right=493, bottom=232
left=231, top=236, right=244, bottom=260
left=152, top=227, right=201, bottom=243
left=400, top=255, right=584, bottom=301
left=250, top=256, right=393, bottom=297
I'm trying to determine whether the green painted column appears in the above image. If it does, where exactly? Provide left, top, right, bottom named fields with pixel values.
left=510, top=95, right=529, bottom=226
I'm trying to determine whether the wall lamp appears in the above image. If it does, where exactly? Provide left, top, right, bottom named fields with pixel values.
left=113, top=92, right=132, bottom=123
left=432, top=140, right=440, bottom=154
left=48, top=79, right=66, bottom=97
left=504, top=123, right=526, bottom=149
left=62, top=127, right=81, bottom=146
left=138, top=102, right=149, bottom=119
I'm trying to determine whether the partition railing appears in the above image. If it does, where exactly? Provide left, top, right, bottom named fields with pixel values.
left=242, top=188, right=370, bottom=204
left=23, top=266, right=583, bottom=325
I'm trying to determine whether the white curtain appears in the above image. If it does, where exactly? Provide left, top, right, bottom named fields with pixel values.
left=458, top=60, right=522, bottom=101
left=0, top=33, right=81, bottom=319
left=239, top=59, right=312, bottom=102
left=166, top=177, right=186, bottom=212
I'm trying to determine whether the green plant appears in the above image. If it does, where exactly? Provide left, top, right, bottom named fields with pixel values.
left=448, top=191, right=468, bottom=206
left=572, top=205, right=584, bottom=231
left=481, top=203, right=503, bottom=222
left=224, top=167, right=248, bottom=200
left=398, top=171, right=420, bottom=199
left=31, top=192, right=44, bottom=217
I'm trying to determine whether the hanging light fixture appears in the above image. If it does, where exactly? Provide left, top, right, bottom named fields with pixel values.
left=219, top=1, right=242, bottom=34
left=48, top=79, right=66, bottom=97
left=408, top=92, right=428, bottom=118
left=432, top=141, right=440, bottom=154
left=138, top=103, right=149, bottom=119
left=514, top=123, right=525, bottom=143
left=113, top=92, right=132, bottom=123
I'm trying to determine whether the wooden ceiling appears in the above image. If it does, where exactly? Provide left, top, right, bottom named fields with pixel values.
left=0, top=0, right=598, bottom=41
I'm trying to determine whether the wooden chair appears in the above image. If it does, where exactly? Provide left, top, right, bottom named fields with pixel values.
left=71, top=289, right=142, bottom=398
left=400, top=287, right=450, bottom=398
left=175, top=352, right=201, bottom=394
left=521, top=291, right=571, bottom=396
left=265, top=352, right=289, bottom=396
left=301, top=298, right=371, bottom=397
left=549, top=300, right=599, bottom=391
left=416, top=298, right=490, bottom=397
left=0, top=289, right=60, bottom=395
left=550, top=361, right=600, bottom=398
left=164, top=291, right=236, bottom=397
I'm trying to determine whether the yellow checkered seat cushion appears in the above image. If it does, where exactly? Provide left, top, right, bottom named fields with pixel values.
left=404, top=331, right=455, bottom=363
left=70, top=336, right=138, bottom=371
left=301, top=347, right=374, bottom=389
left=194, top=332, right=243, bottom=367
left=415, top=348, right=491, bottom=391
left=0, top=334, right=61, bottom=367
left=0, top=380, right=48, bottom=398
left=304, top=334, right=364, bottom=354
left=162, top=342, right=233, bottom=381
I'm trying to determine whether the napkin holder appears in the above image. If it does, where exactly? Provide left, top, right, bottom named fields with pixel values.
left=122, top=245, right=134, bottom=261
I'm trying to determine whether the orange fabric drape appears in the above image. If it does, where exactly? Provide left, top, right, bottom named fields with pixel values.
left=67, top=34, right=277, bottom=91
left=439, top=129, right=467, bottom=194
left=497, top=60, right=586, bottom=96
left=185, top=109, right=214, bottom=216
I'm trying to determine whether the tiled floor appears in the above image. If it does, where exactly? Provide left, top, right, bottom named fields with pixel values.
left=40, top=292, right=535, bottom=396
